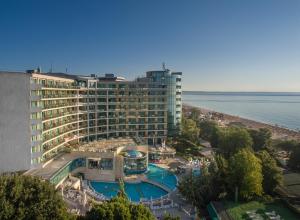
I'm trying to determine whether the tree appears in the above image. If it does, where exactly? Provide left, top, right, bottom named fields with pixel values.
left=275, top=140, right=298, bottom=152
left=288, top=144, right=300, bottom=171
left=86, top=197, right=155, bottom=220
left=248, top=128, right=272, bottom=151
left=228, top=149, right=263, bottom=201
left=181, top=117, right=200, bottom=143
left=189, top=107, right=201, bottom=122
left=178, top=162, right=224, bottom=209
left=0, top=174, right=71, bottom=220
left=85, top=192, right=155, bottom=220
left=198, top=120, right=218, bottom=142
left=218, top=127, right=253, bottom=158
left=130, top=204, right=156, bottom=220
left=256, top=150, right=283, bottom=194
left=210, top=125, right=221, bottom=148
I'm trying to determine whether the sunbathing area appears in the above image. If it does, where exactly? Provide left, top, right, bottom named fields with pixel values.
left=73, top=137, right=138, bottom=152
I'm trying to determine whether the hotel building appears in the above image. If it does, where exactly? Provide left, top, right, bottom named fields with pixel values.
left=0, top=68, right=182, bottom=173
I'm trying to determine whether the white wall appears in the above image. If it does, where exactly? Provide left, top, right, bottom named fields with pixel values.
left=0, top=72, right=31, bottom=173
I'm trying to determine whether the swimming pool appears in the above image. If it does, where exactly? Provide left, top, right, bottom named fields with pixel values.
left=89, top=164, right=177, bottom=202
left=146, top=164, right=177, bottom=190
left=90, top=181, right=168, bottom=202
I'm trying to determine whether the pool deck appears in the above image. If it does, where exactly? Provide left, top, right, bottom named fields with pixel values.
left=25, top=152, right=92, bottom=180
left=30, top=153, right=197, bottom=219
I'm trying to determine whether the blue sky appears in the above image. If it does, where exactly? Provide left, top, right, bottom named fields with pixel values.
left=0, top=0, right=300, bottom=91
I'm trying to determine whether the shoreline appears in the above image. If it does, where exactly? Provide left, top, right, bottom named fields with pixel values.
left=183, top=104, right=300, bottom=141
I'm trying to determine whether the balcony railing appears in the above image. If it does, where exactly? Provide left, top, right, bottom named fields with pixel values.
left=43, top=111, right=78, bottom=120
left=43, top=118, right=78, bottom=131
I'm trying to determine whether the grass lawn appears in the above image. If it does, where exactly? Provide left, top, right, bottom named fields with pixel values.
left=224, top=200, right=299, bottom=220
left=283, top=172, right=300, bottom=197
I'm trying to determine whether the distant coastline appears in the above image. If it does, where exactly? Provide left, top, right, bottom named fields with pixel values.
left=183, top=91, right=300, bottom=131
left=183, top=104, right=300, bottom=141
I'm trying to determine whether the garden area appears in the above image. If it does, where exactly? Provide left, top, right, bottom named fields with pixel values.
left=224, top=200, right=299, bottom=220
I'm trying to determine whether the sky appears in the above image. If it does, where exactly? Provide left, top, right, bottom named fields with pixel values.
left=0, top=0, right=300, bottom=92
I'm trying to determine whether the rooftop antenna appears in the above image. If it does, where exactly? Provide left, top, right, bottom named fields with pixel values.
left=162, top=62, right=166, bottom=71
left=50, top=63, right=53, bottom=73
left=66, top=67, right=68, bottom=73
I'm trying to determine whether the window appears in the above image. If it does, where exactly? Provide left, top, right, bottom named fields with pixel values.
left=31, top=145, right=41, bottom=153
left=30, top=78, right=38, bottom=84
left=31, top=158, right=38, bottom=164
left=31, top=124, right=42, bottom=131
left=30, top=112, right=42, bottom=120
left=31, top=135, right=41, bottom=142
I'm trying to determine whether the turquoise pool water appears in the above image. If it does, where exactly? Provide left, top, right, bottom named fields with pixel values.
left=90, top=164, right=177, bottom=202
left=90, top=181, right=168, bottom=202
left=146, top=164, right=177, bottom=190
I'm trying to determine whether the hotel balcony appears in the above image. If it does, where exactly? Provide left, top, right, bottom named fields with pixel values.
left=43, top=118, right=78, bottom=132
left=42, top=125, right=78, bottom=142
left=41, top=82, right=79, bottom=90
left=43, top=101, right=77, bottom=110
left=42, top=110, right=78, bottom=121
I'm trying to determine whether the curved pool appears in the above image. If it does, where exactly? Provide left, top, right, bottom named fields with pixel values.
left=90, top=181, right=168, bottom=202
left=89, top=164, right=177, bottom=202
left=146, top=164, right=177, bottom=191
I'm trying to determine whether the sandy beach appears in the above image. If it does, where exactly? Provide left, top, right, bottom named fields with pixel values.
left=183, top=104, right=300, bottom=141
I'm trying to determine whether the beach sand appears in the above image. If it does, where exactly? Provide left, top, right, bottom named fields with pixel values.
left=183, top=104, right=300, bottom=141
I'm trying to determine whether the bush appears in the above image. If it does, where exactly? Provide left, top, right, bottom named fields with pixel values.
left=0, top=174, right=72, bottom=220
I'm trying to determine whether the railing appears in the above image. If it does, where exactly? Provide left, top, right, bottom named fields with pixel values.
left=41, top=83, right=80, bottom=89
left=43, top=111, right=78, bottom=120
left=43, top=103, right=77, bottom=109
left=49, top=158, right=86, bottom=186
left=43, top=119, right=78, bottom=132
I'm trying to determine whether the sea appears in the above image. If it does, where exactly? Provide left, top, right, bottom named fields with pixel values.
left=183, top=92, right=300, bottom=131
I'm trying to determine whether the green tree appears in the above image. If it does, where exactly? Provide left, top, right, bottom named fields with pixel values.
left=218, top=127, right=253, bottom=158
left=0, top=174, right=71, bottom=220
left=189, top=107, right=201, bottom=122
left=256, top=150, right=283, bottom=194
left=198, top=120, right=218, bottom=141
left=249, top=128, right=272, bottom=151
left=228, top=149, right=263, bottom=201
left=181, top=117, right=200, bottom=143
left=288, top=144, right=300, bottom=171
left=130, top=204, right=156, bottom=220
left=85, top=195, right=155, bottom=220
left=275, top=140, right=298, bottom=152
left=210, top=125, right=221, bottom=148
left=178, top=162, right=224, bottom=209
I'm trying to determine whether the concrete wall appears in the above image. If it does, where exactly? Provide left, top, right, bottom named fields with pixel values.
left=0, top=72, right=31, bottom=173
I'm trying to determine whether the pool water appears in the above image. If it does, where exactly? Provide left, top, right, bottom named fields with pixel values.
left=90, top=164, right=177, bottom=202
left=146, top=164, right=177, bottom=190
left=90, top=181, right=168, bottom=202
